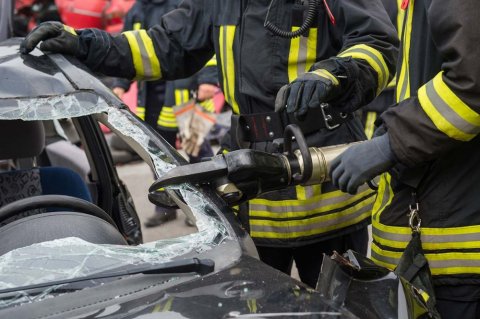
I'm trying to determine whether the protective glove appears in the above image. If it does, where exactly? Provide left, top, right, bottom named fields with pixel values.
left=276, top=68, right=341, bottom=121
left=20, top=21, right=84, bottom=56
left=329, top=133, right=396, bottom=194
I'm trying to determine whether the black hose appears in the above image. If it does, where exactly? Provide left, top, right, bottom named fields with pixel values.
left=264, top=0, right=318, bottom=39
left=283, top=124, right=313, bottom=184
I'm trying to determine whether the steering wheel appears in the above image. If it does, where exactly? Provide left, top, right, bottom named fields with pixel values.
left=0, top=195, right=117, bottom=227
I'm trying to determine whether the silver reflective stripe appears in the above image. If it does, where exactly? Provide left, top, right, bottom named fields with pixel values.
left=425, top=81, right=480, bottom=134
left=250, top=201, right=372, bottom=234
left=373, top=249, right=480, bottom=270
left=371, top=249, right=398, bottom=266
left=343, top=48, right=387, bottom=88
left=398, top=66, right=409, bottom=102
left=296, top=35, right=308, bottom=78
left=133, top=31, right=152, bottom=77
left=373, top=226, right=480, bottom=244
left=304, top=186, right=316, bottom=198
left=249, top=184, right=371, bottom=213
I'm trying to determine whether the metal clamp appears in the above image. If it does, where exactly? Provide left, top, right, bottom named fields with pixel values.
left=320, top=103, right=340, bottom=130
left=408, top=203, right=421, bottom=233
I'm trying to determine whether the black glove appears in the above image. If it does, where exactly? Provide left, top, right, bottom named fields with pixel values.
left=276, top=67, right=341, bottom=121
left=329, top=133, right=396, bottom=194
left=20, top=21, right=84, bottom=56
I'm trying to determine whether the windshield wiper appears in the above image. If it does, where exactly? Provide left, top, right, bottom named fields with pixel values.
left=0, top=258, right=214, bottom=295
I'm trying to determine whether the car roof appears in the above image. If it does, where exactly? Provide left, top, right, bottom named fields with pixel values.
left=0, top=38, right=124, bottom=121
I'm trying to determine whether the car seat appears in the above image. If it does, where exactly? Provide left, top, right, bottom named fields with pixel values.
left=0, top=120, right=92, bottom=208
left=0, top=120, right=127, bottom=252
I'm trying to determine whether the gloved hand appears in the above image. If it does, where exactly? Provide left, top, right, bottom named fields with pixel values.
left=329, top=133, right=396, bottom=194
left=276, top=68, right=341, bottom=121
left=20, top=21, right=84, bottom=56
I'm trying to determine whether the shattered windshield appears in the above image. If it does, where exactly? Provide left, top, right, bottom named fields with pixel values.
left=0, top=95, right=231, bottom=307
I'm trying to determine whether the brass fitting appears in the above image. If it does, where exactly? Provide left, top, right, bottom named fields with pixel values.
left=294, top=142, right=361, bottom=185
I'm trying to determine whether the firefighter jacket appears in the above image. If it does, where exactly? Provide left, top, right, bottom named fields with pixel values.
left=370, top=0, right=480, bottom=285
left=76, top=0, right=398, bottom=247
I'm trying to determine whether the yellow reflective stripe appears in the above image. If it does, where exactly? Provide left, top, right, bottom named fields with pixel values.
left=373, top=217, right=480, bottom=250
left=338, top=44, right=389, bottom=95
left=387, top=77, right=396, bottom=89
left=396, top=0, right=414, bottom=102
left=372, top=173, right=393, bottom=219
left=249, top=197, right=373, bottom=239
left=418, top=72, right=480, bottom=141
left=305, top=28, right=317, bottom=73
left=122, top=30, right=161, bottom=80
left=183, top=90, right=190, bottom=103
left=247, top=299, right=257, bottom=313
left=205, top=55, right=217, bottom=67
left=250, top=184, right=373, bottom=215
left=136, top=106, right=146, bottom=120
left=174, top=89, right=190, bottom=105
left=199, top=99, right=215, bottom=113
left=295, top=184, right=322, bottom=201
left=288, top=27, right=318, bottom=83
left=396, top=0, right=405, bottom=39
left=138, top=30, right=161, bottom=79
left=123, top=31, right=144, bottom=78
left=133, top=22, right=141, bottom=30
left=372, top=242, right=480, bottom=276
left=364, top=111, right=377, bottom=139
left=219, top=25, right=239, bottom=114
left=158, top=106, right=178, bottom=128
left=63, top=25, right=77, bottom=35
left=311, top=69, right=339, bottom=86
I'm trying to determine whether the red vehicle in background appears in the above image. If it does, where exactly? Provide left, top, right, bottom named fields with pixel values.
left=14, top=0, right=134, bottom=34
left=55, top=0, right=134, bottom=33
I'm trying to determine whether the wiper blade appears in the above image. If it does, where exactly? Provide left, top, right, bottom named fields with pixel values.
left=0, top=258, right=214, bottom=295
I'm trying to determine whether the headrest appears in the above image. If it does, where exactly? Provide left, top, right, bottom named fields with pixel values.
left=0, top=120, right=45, bottom=159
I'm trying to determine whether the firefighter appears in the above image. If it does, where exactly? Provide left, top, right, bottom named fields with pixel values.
left=20, top=0, right=398, bottom=287
left=329, top=1, right=480, bottom=317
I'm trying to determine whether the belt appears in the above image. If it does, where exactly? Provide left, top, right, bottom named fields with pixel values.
left=234, top=104, right=352, bottom=144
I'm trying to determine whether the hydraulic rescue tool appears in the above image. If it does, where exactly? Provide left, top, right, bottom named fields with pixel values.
left=149, top=124, right=365, bottom=206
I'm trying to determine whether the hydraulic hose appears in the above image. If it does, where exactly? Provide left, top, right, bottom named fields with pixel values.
left=264, top=0, right=319, bottom=39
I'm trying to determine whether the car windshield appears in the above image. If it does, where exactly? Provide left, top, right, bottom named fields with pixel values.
left=0, top=44, right=232, bottom=308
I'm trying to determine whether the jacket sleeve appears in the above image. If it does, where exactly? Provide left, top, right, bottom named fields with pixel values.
left=331, top=0, right=398, bottom=100
left=196, top=55, right=218, bottom=86
left=111, top=6, right=136, bottom=91
left=77, top=0, right=214, bottom=81
left=381, top=0, right=480, bottom=167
